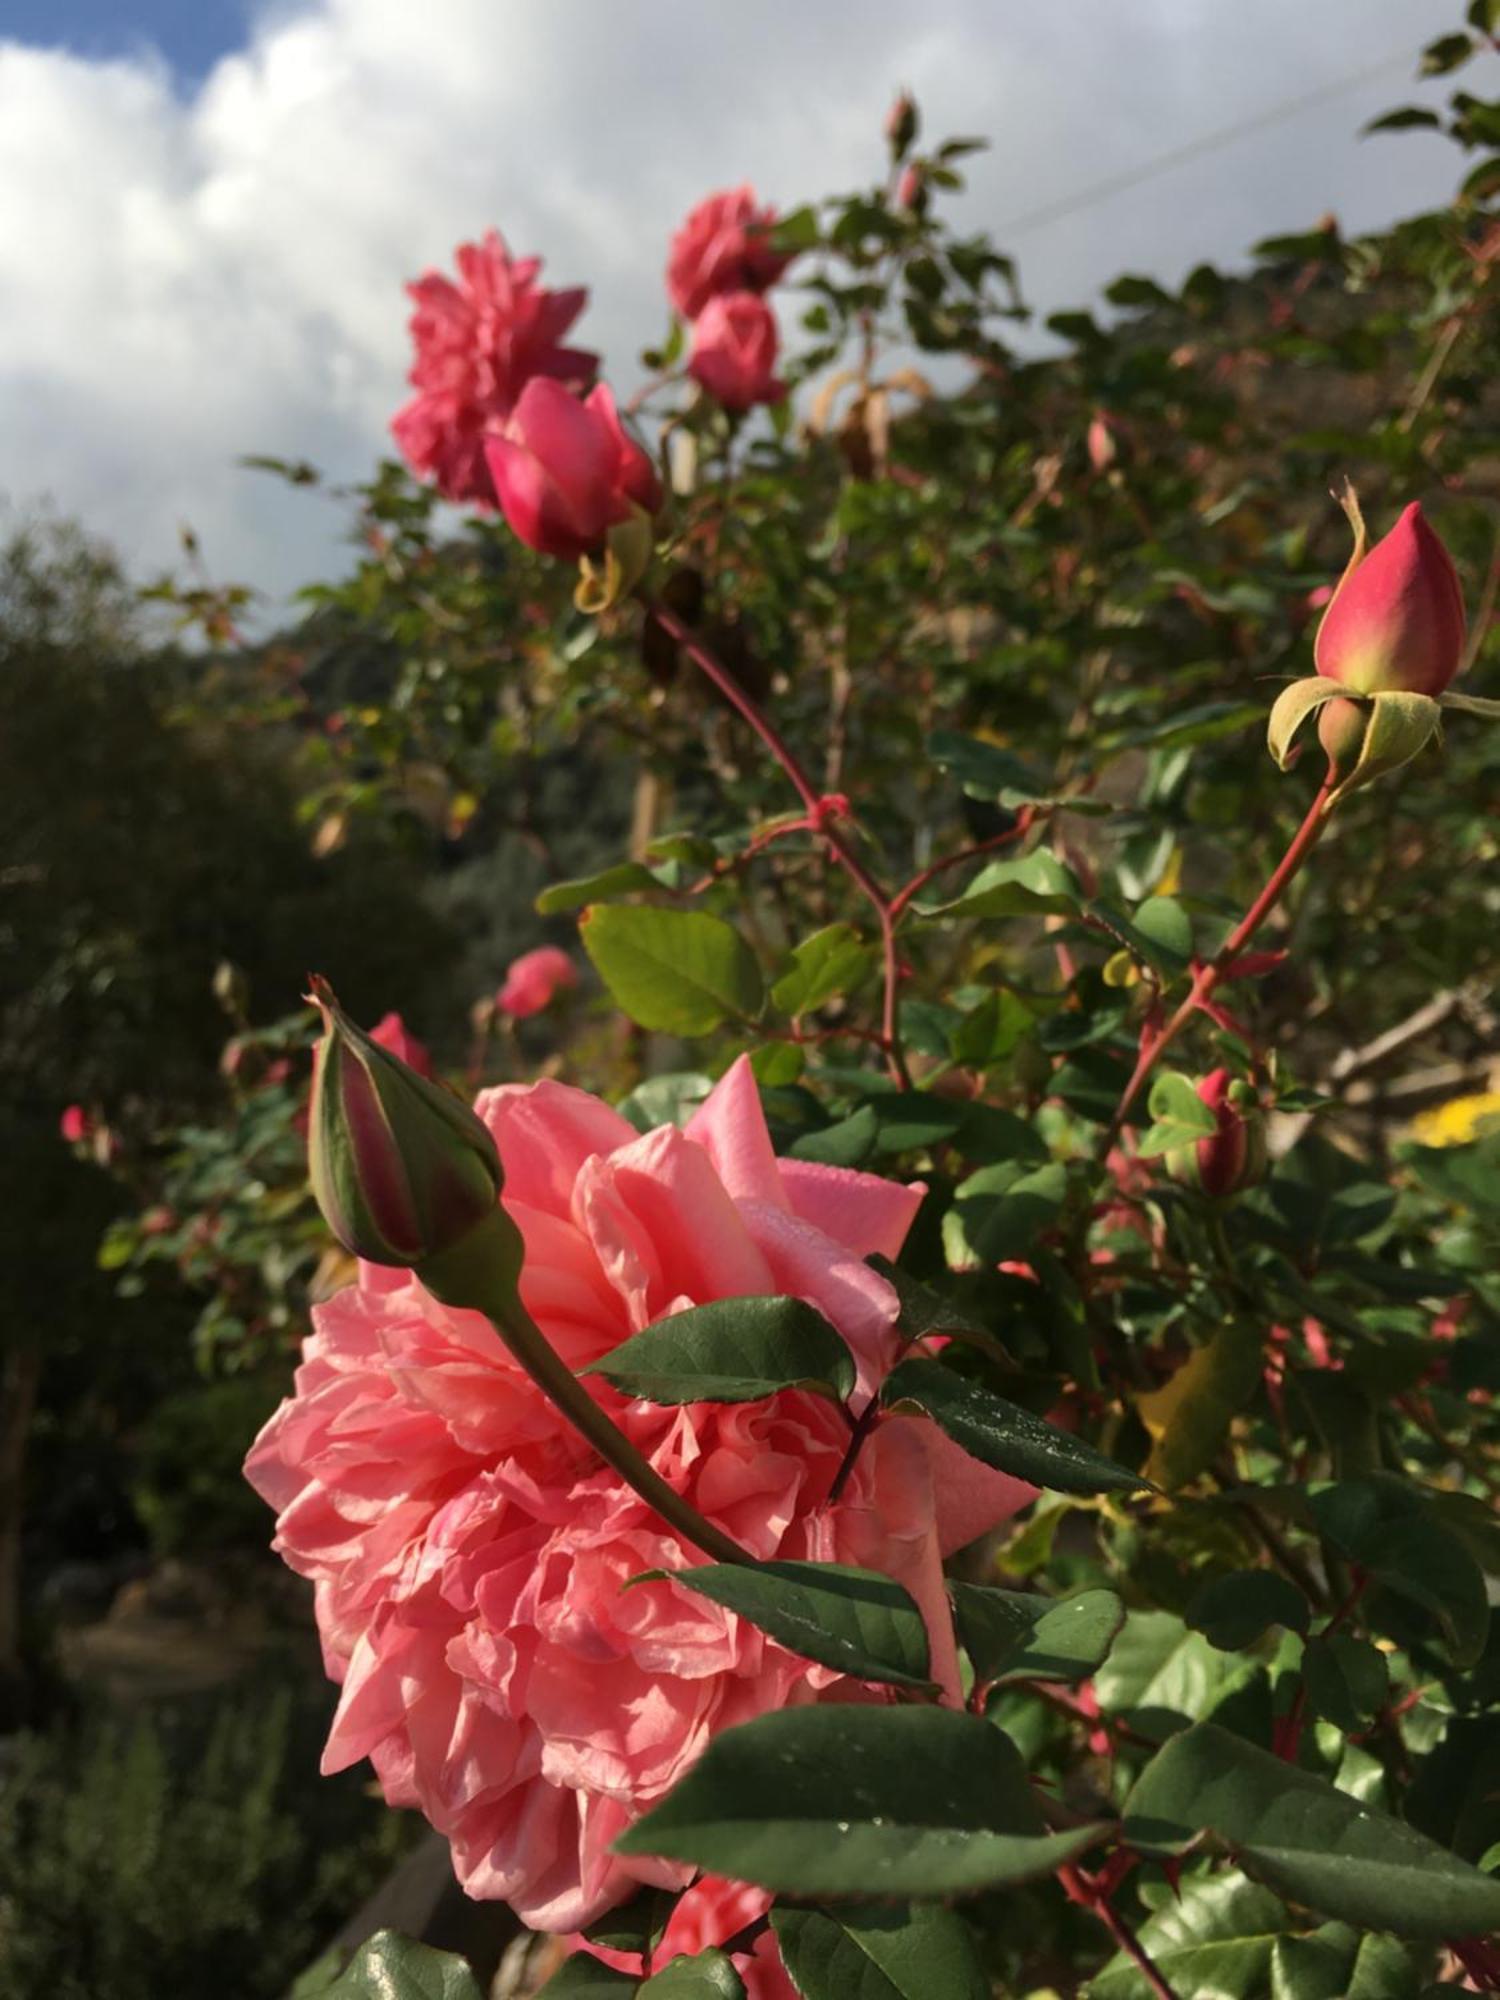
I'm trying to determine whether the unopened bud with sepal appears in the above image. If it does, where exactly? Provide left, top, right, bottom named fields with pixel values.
left=306, top=975, right=506, bottom=1269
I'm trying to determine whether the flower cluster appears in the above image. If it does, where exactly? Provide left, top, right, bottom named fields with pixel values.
left=246, top=1055, right=1034, bottom=1937
left=668, top=187, right=790, bottom=412
left=391, top=231, right=596, bottom=507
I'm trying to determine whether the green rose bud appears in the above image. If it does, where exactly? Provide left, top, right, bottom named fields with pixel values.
left=306, top=975, right=503, bottom=1268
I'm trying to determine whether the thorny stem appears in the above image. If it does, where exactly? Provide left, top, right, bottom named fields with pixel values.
left=648, top=600, right=915, bottom=1084
left=1109, top=779, right=1336, bottom=1135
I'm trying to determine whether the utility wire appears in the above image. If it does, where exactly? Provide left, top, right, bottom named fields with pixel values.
left=995, top=47, right=1423, bottom=241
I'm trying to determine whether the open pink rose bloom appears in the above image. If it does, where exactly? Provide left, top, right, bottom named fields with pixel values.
left=245, top=1055, right=1035, bottom=1934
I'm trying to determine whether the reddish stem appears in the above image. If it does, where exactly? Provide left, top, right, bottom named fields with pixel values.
left=1111, top=778, right=1335, bottom=1131
left=888, top=810, right=1037, bottom=920
left=1058, top=1862, right=1181, bottom=2000
left=647, top=600, right=912, bottom=1086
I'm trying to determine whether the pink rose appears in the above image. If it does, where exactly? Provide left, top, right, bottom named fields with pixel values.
left=59, top=1104, right=90, bottom=1144
left=245, top=1057, right=1034, bottom=1931
left=391, top=230, right=597, bottom=507
left=667, top=186, right=791, bottom=322
left=485, top=381, right=662, bottom=560
left=497, top=946, right=579, bottom=1020
left=1315, top=500, right=1466, bottom=696
left=368, top=1012, right=434, bottom=1079
left=576, top=1874, right=796, bottom=1998
left=688, top=293, right=784, bottom=412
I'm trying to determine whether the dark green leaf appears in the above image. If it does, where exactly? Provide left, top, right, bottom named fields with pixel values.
left=1186, top=1571, right=1310, bottom=1651
left=1303, top=1633, right=1388, bottom=1733
left=950, top=1583, right=1124, bottom=1687
left=788, top=1104, right=880, bottom=1167
left=1086, top=1869, right=1422, bottom=1999
left=634, top=1561, right=934, bottom=1690
left=1421, top=31, right=1476, bottom=73
left=581, top=905, right=763, bottom=1034
left=1363, top=106, right=1444, bottom=133
left=536, top=1955, right=640, bottom=1997
left=324, top=1931, right=485, bottom=2000
left=585, top=1297, right=855, bottom=1405
left=1096, top=1611, right=1256, bottom=1740
left=638, top=1950, right=746, bottom=1998
left=1310, top=1478, right=1490, bottom=1667
left=613, top=1705, right=1105, bottom=1897
left=1124, top=1722, right=1500, bottom=1937
left=582, top=1885, right=679, bottom=1960
left=880, top=1357, right=1149, bottom=1496
left=771, top=1900, right=989, bottom=2000
left=941, top=1161, right=1068, bottom=1267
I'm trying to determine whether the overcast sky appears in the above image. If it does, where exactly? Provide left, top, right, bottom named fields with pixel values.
left=0, top=0, right=1474, bottom=612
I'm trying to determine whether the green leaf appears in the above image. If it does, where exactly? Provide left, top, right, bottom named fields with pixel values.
left=1124, top=1721, right=1500, bottom=1937
left=613, top=1705, right=1105, bottom=1897
left=771, top=924, right=875, bottom=1017
left=1102, top=895, right=1194, bottom=977
left=638, top=1950, right=746, bottom=1998
left=880, top=1357, right=1149, bottom=1496
left=581, top=905, right=763, bottom=1034
left=582, top=1885, right=680, bottom=1961
left=787, top=1105, right=880, bottom=1167
left=941, top=1161, right=1068, bottom=1267
left=949, top=1583, right=1124, bottom=1688
left=616, top=1072, right=713, bottom=1132
left=634, top=1561, right=935, bottom=1690
left=1086, top=1869, right=1422, bottom=1999
left=1309, top=1478, right=1490, bottom=1667
left=1363, top=105, right=1444, bottom=133
left=1303, top=1632, right=1388, bottom=1733
left=1421, top=30, right=1476, bottom=72
left=920, top=849, right=1084, bottom=919
left=585, top=1297, right=856, bottom=1405
left=536, top=862, right=660, bottom=915
left=323, top=1932, right=485, bottom=2000
left=771, top=1900, right=989, bottom=2000
left=1186, top=1571, right=1310, bottom=1651
left=1095, top=1611, right=1255, bottom=1740
left=1134, top=1070, right=1217, bottom=1158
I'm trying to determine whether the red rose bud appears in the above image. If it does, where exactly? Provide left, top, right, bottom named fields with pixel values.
left=1315, top=492, right=1466, bottom=697
left=484, top=380, right=660, bottom=561
left=1168, top=1069, right=1266, bottom=1199
left=886, top=91, right=919, bottom=157
left=687, top=291, right=784, bottom=411
left=306, top=976, right=502, bottom=1267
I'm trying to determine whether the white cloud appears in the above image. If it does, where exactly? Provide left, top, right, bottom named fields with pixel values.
left=0, top=0, right=1464, bottom=608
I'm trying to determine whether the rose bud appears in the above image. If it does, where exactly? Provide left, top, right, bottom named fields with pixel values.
left=1267, top=486, right=1467, bottom=803
left=1167, top=1069, right=1266, bottom=1199
left=666, top=186, right=791, bottom=322
left=484, top=380, right=661, bottom=561
left=895, top=162, right=927, bottom=214
left=306, top=975, right=502, bottom=1268
left=496, top=946, right=579, bottom=1021
left=687, top=292, right=784, bottom=412
left=1315, top=497, right=1466, bottom=697
left=886, top=91, right=919, bottom=157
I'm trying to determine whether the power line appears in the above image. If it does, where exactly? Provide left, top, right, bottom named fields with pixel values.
left=994, top=47, right=1421, bottom=241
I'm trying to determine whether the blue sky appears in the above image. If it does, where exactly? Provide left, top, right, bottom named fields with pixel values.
left=0, top=0, right=1476, bottom=605
left=0, top=0, right=249, bottom=79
